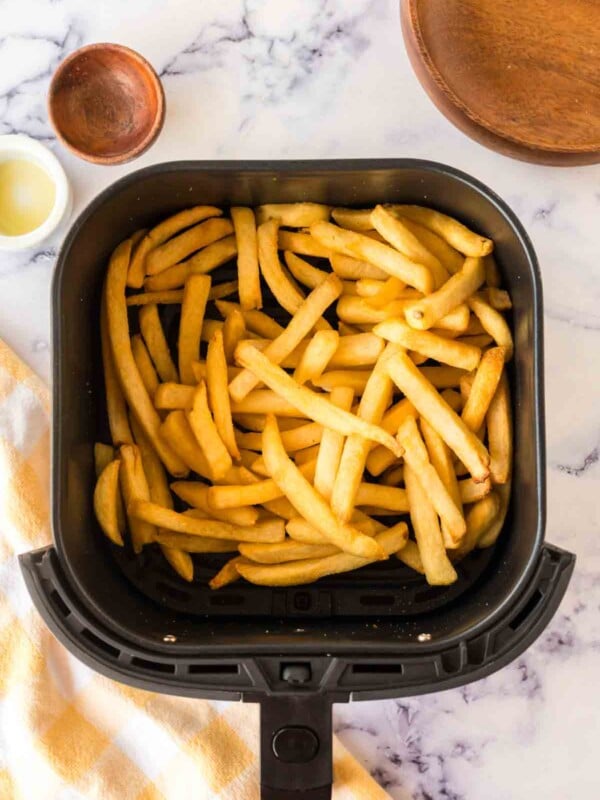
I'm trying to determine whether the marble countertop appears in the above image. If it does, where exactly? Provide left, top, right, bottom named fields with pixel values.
left=1, top=1, right=599, bottom=797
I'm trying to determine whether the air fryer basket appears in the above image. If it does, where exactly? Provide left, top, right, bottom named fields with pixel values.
left=21, top=161, right=574, bottom=800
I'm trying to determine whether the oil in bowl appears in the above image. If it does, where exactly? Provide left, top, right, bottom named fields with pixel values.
left=0, top=158, right=56, bottom=236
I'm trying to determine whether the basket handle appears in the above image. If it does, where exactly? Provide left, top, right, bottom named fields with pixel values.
left=259, top=693, right=333, bottom=800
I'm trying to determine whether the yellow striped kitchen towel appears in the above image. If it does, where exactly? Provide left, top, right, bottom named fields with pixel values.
left=0, top=337, right=391, bottom=800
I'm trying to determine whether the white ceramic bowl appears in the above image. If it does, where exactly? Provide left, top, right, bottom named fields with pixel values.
left=0, top=135, right=71, bottom=251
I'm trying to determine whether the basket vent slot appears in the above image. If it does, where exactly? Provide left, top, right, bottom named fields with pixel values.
left=131, top=656, right=176, bottom=674
left=509, top=589, right=543, bottom=631
left=351, top=663, right=404, bottom=675
left=188, top=663, right=239, bottom=675
left=440, top=648, right=462, bottom=674
left=49, top=589, right=70, bottom=619
left=209, top=594, right=244, bottom=607
left=359, top=594, right=395, bottom=607
left=80, top=628, right=120, bottom=659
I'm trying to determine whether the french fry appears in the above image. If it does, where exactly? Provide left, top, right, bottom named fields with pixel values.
left=485, top=288, right=512, bottom=311
left=146, top=218, right=233, bottom=276
left=420, top=416, right=463, bottom=546
left=328, top=333, right=385, bottom=368
left=386, top=349, right=490, bottom=482
left=331, top=345, right=396, bottom=521
left=293, top=446, right=320, bottom=467
left=240, top=539, right=341, bottom=563
left=231, top=390, right=307, bottom=417
left=313, top=370, right=370, bottom=394
left=258, top=218, right=306, bottom=310
left=233, top=414, right=307, bottom=433
left=459, top=477, right=491, bottom=504
left=440, top=388, right=464, bottom=412
left=139, top=304, right=179, bottom=383
left=127, top=290, right=183, bottom=306
left=313, top=385, right=354, bottom=500
left=235, top=342, right=403, bottom=456
left=209, top=280, right=238, bottom=301
left=119, top=444, right=156, bottom=552
left=404, top=257, right=485, bottom=330
left=363, top=276, right=406, bottom=308
left=284, top=251, right=329, bottom=290
left=187, top=381, right=233, bottom=480
left=404, top=463, right=457, bottom=585
left=144, top=236, right=238, bottom=291
left=222, top=308, right=246, bottom=363
left=397, top=416, right=466, bottom=546
left=278, top=230, right=332, bottom=258
left=381, top=465, right=404, bottom=487
left=143, top=263, right=189, bottom=291
left=374, top=319, right=482, bottom=371
left=127, top=206, right=222, bottom=288
left=293, top=330, right=339, bottom=384
left=371, top=205, right=449, bottom=287
left=467, top=295, right=513, bottom=360
left=487, top=372, right=512, bottom=484
left=263, top=415, right=385, bottom=558
left=154, top=383, right=195, bottom=410
left=257, top=203, right=331, bottom=227
left=193, top=361, right=242, bottom=384
left=311, top=221, right=433, bottom=294
left=237, top=421, right=323, bottom=453
left=478, top=481, right=511, bottom=548
left=207, top=479, right=283, bottom=508
left=206, top=329, right=240, bottom=460
left=231, top=207, right=261, bottom=310
left=209, top=556, right=249, bottom=589
left=131, top=334, right=159, bottom=399
left=236, top=524, right=406, bottom=586
left=419, top=366, right=466, bottom=389
left=396, top=216, right=464, bottom=274
left=484, top=253, right=501, bottom=287
left=452, top=493, right=500, bottom=559
left=160, top=410, right=212, bottom=480
left=229, top=275, right=342, bottom=402
left=105, top=242, right=186, bottom=476
left=395, top=539, right=425, bottom=574
left=170, top=482, right=258, bottom=526
left=287, top=512, right=384, bottom=544
left=129, top=500, right=285, bottom=542
left=94, top=443, right=115, bottom=477
left=338, top=321, right=361, bottom=336
left=100, top=293, right=133, bottom=446
left=364, top=398, right=418, bottom=476
left=331, top=207, right=373, bottom=231
left=355, top=483, right=408, bottom=512
left=93, top=460, right=124, bottom=546
left=461, top=347, right=505, bottom=432
left=389, top=206, right=493, bottom=257
left=216, top=300, right=285, bottom=339
left=459, top=334, right=493, bottom=349
left=330, top=253, right=388, bottom=280
left=153, top=531, right=239, bottom=553
left=178, top=274, right=211, bottom=385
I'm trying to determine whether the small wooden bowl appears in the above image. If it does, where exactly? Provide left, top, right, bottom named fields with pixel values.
left=48, top=43, right=165, bottom=165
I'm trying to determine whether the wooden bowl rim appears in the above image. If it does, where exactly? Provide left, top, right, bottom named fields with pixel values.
left=48, top=42, right=166, bottom=166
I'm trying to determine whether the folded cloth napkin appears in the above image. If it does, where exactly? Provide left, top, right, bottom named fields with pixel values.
left=0, top=338, right=391, bottom=800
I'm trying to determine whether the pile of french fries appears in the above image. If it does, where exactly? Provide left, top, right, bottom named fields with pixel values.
left=93, top=201, right=513, bottom=589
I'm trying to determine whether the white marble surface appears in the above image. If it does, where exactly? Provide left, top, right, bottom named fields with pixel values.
left=1, top=1, right=599, bottom=797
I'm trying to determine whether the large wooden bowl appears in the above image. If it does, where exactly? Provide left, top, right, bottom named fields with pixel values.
left=401, top=0, right=600, bottom=166
left=48, top=43, right=165, bottom=165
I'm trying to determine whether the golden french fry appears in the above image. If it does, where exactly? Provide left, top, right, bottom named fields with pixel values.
left=386, top=349, right=490, bottom=482
left=193, top=361, right=242, bottom=384
left=313, top=370, right=370, bottom=394
left=94, top=443, right=115, bottom=477
left=119, top=444, right=156, bottom=552
left=237, top=421, right=323, bottom=453
left=231, top=390, right=307, bottom=417
left=100, top=293, right=133, bottom=446
left=216, top=300, right=285, bottom=339
left=154, top=531, right=239, bottom=553
left=229, top=275, right=342, bottom=402
left=405, top=257, right=485, bottom=330
left=222, top=308, right=246, bottom=363
left=331, top=207, right=373, bottom=231
left=452, top=493, right=500, bottom=559
left=440, top=388, right=464, bottom=412
left=106, top=242, right=186, bottom=476
left=313, top=385, right=354, bottom=500
left=397, top=416, right=466, bottom=545
left=487, top=371, right=512, bottom=485
left=154, top=383, right=195, bottom=410
left=330, top=253, right=388, bottom=280
left=338, top=321, right=361, bottom=336
left=284, top=251, right=329, bottom=290
left=178, top=274, right=211, bottom=385
left=258, top=218, right=306, bottom=309
left=171, top=482, right=258, bottom=526
left=485, top=288, right=512, bottom=311
left=331, top=345, right=396, bottom=521
left=209, top=556, right=249, bottom=589
left=395, top=539, right=425, bottom=574
left=364, top=398, right=418, bottom=476
left=293, top=446, right=320, bottom=467
left=262, top=415, right=385, bottom=558
left=231, top=207, right=261, bottom=310
left=478, top=481, right=511, bottom=548
left=328, top=333, right=385, bottom=368
left=233, top=414, right=307, bottom=433
left=311, top=221, right=433, bottom=294
left=355, top=483, right=408, bottom=512
left=139, top=303, right=179, bottom=383
left=126, top=290, right=183, bottom=306
left=459, top=477, right=491, bottom=504
left=404, top=463, right=457, bottom=585
left=94, top=460, right=124, bottom=546
left=209, top=280, right=238, bottom=301
left=143, top=263, right=189, bottom=291
left=293, top=330, right=339, bottom=385
left=459, top=334, right=493, bottom=349
left=484, top=253, right=501, bottom=287
left=395, top=216, right=464, bottom=274
left=160, top=410, right=212, bottom=480
left=420, top=416, right=464, bottom=545
left=146, top=218, right=233, bottom=276
left=208, top=479, right=283, bottom=509
left=278, top=229, right=332, bottom=258
left=389, top=206, right=493, bottom=257
left=467, top=295, right=513, bottom=360
left=237, top=524, right=406, bottom=586
left=287, top=513, right=384, bottom=544
left=129, top=500, right=285, bottom=542
left=381, top=464, right=404, bottom=486
left=419, top=366, right=466, bottom=389
left=127, top=206, right=222, bottom=288
left=364, top=276, right=406, bottom=309
left=371, top=205, right=449, bottom=287
left=240, top=539, right=341, bottom=563
left=206, top=329, right=240, bottom=460
left=257, top=203, right=331, bottom=227
left=461, top=347, right=505, bottom=432
left=187, top=382, right=233, bottom=480
left=131, top=334, right=160, bottom=399
left=235, top=342, right=402, bottom=456
left=374, top=319, right=482, bottom=371
left=144, top=235, right=238, bottom=291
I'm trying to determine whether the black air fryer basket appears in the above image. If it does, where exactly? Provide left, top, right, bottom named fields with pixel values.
left=20, top=161, right=575, bottom=800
